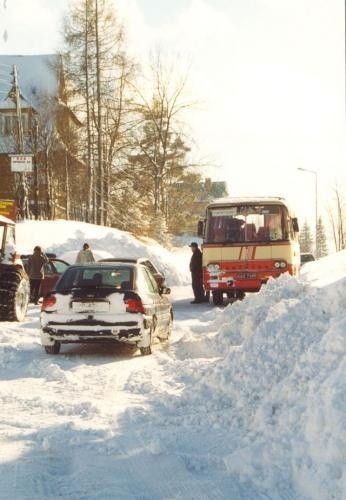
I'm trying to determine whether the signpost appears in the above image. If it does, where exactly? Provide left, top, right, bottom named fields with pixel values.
left=9, top=155, right=33, bottom=173
left=0, top=199, right=16, bottom=221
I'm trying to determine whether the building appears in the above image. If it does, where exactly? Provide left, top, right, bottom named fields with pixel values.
left=0, top=54, right=86, bottom=220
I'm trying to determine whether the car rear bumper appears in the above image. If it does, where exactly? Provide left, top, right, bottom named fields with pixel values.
left=42, top=324, right=142, bottom=342
left=40, top=316, right=149, bottom=347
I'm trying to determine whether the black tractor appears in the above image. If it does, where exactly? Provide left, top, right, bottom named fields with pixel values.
left=0, top=215, right=30, bottom=321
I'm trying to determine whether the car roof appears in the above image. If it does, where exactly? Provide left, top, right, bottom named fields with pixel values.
left=68, top=262, right=137, bottom=269
left=98, top=257, right=151, bottom=263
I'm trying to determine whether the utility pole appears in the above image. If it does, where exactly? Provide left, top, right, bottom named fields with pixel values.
left=33, top=120, right=39, bottom=219
left=11, top=65, right=29, bottom=220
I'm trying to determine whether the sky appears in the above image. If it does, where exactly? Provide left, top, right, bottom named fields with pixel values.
left=1, top=218, right=345, bottom=498
left=0, top=0, right=345, bottom=240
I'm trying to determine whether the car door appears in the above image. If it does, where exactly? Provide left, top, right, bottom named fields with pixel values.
left=40, top=259, right=69, bottom=297
left=142, top=267, right=170, bottom=335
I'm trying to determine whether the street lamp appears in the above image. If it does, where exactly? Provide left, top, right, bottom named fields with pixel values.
left=297, top=167, right=318, bottom=256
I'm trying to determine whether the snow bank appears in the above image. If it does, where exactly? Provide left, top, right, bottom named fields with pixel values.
left=16, top=219, right=190, bottom=286
left=128, top=254, right=346, bottom=499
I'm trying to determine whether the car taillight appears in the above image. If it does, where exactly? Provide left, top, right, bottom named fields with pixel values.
left=41, top=295, right=57, bottom=311
left=125, top=298, right=145, bottom=313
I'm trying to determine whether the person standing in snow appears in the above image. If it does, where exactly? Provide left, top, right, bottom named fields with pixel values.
left=75, top=243, right=95, bottom=264
left=27, top=246, right=49, bottom=304
left=189, top=242, right=207, bottom=304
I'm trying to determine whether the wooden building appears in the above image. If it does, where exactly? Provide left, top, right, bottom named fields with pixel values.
left=0, top=54, right=87, bottom=220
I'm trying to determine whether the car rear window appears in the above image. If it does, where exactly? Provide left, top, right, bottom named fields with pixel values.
left=56, top=266, right=133, bottom=291
left=301, top=254, right=315, bottom=263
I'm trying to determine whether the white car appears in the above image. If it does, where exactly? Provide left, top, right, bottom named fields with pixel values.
left=40, top=262, right=172, bottom=356
left=300, top=253, right=315, bottom=266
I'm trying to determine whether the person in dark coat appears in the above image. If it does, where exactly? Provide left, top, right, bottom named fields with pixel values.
left=189, top=242, right=206, bottom=304
left=27, top=246, right=49, bottom=304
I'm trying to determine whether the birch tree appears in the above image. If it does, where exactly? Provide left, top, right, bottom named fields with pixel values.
left=328, top=182, right=346, bottom=251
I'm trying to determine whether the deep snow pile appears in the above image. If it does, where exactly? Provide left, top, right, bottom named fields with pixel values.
left=16, top=219, right=190, bottom=286
left=126, top=252, right=346, bottom=500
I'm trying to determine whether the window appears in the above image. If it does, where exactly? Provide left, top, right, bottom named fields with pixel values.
left=53, top=260, right=69, bottom=274
left=144, top=268, right=159, bottom=293
left=56, top=266, right=133, bottom=290
left=2, top=113, right=30, bottom=136
left=138, top=266, right=158, bottom=294
left=4, top=114, right=15, bottom=136
left=206, top=205, right=288, bottom=243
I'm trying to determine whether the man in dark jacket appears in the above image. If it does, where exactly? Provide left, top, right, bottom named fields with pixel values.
left=189, top=242, right=206, bottom=304
left=27, top=246, right=49, bottom=304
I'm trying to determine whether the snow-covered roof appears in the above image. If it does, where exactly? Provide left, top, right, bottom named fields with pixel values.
left=0, top=54, right=58, bottom=110
left=0, top=214, right=15, bottom=225
left=207, top=196, right=289, bottom=208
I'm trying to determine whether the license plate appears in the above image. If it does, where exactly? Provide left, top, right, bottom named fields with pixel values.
left=72, top=301, right=109, bottom=313
left=236, top=273, right=257, bottom=279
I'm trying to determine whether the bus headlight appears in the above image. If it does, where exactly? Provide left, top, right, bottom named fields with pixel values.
left=274, top=261, right=287, bottom=269
left=207, top=263, right=220, bottom=272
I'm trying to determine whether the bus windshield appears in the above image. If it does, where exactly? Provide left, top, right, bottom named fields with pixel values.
left=205, top=204, right=288, bottom=244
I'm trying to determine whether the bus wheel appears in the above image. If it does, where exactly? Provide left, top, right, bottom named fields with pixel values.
left=227, top=290, right=245, bottom=302
left=212, top=290, right=223, bottom=306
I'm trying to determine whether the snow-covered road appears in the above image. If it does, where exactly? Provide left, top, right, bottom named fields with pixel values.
left=0, top=287, right=261, bottom=500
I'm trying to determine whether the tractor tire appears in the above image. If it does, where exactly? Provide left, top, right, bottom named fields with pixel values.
left=140, top=345, right=152, bottom=356
left=0, top=266, right=30, bottom=322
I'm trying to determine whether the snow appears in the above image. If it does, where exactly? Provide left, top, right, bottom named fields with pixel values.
left=1, top=219, right=345, bottom=499
left=16, top=219, right=190, bottom=286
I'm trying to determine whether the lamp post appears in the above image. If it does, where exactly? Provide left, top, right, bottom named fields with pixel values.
left=297, top=167, right=318, bottom=256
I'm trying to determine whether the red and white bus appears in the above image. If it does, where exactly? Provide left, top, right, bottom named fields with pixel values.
left=198, top=197, right=300, bottom=305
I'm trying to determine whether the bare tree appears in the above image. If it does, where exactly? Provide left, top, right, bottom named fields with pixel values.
left=62, top=0, right=134, bottom=225
left=328, top=182, right=346, bottom=251
left=129, top=53, right=200, bottom=237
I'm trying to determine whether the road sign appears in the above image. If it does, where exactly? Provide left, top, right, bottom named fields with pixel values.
left=0, top=199, right=16, bottom=221
left=10, top=155, right=33, bottom=172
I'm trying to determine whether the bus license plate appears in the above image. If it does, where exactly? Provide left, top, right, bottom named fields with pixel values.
left=236, top=273, right=257, bottom=279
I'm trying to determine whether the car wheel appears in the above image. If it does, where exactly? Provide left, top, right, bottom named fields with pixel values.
left=44, top=342, right=60, bottom=355
left=139, top=324, right=153, bottom=356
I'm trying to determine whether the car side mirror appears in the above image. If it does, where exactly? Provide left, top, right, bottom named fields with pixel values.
left=197, top=220, right=204, bottom=237
left=153, top=273, right=165, bottom=287
left=292, top=217, right=299, bottom=232
left=160, top=286, right=171, bottom=295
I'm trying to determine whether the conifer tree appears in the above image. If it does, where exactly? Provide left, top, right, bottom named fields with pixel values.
left=316, top=216, right=328, bottom=258
left=299, top=220, right=314, bottom=253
